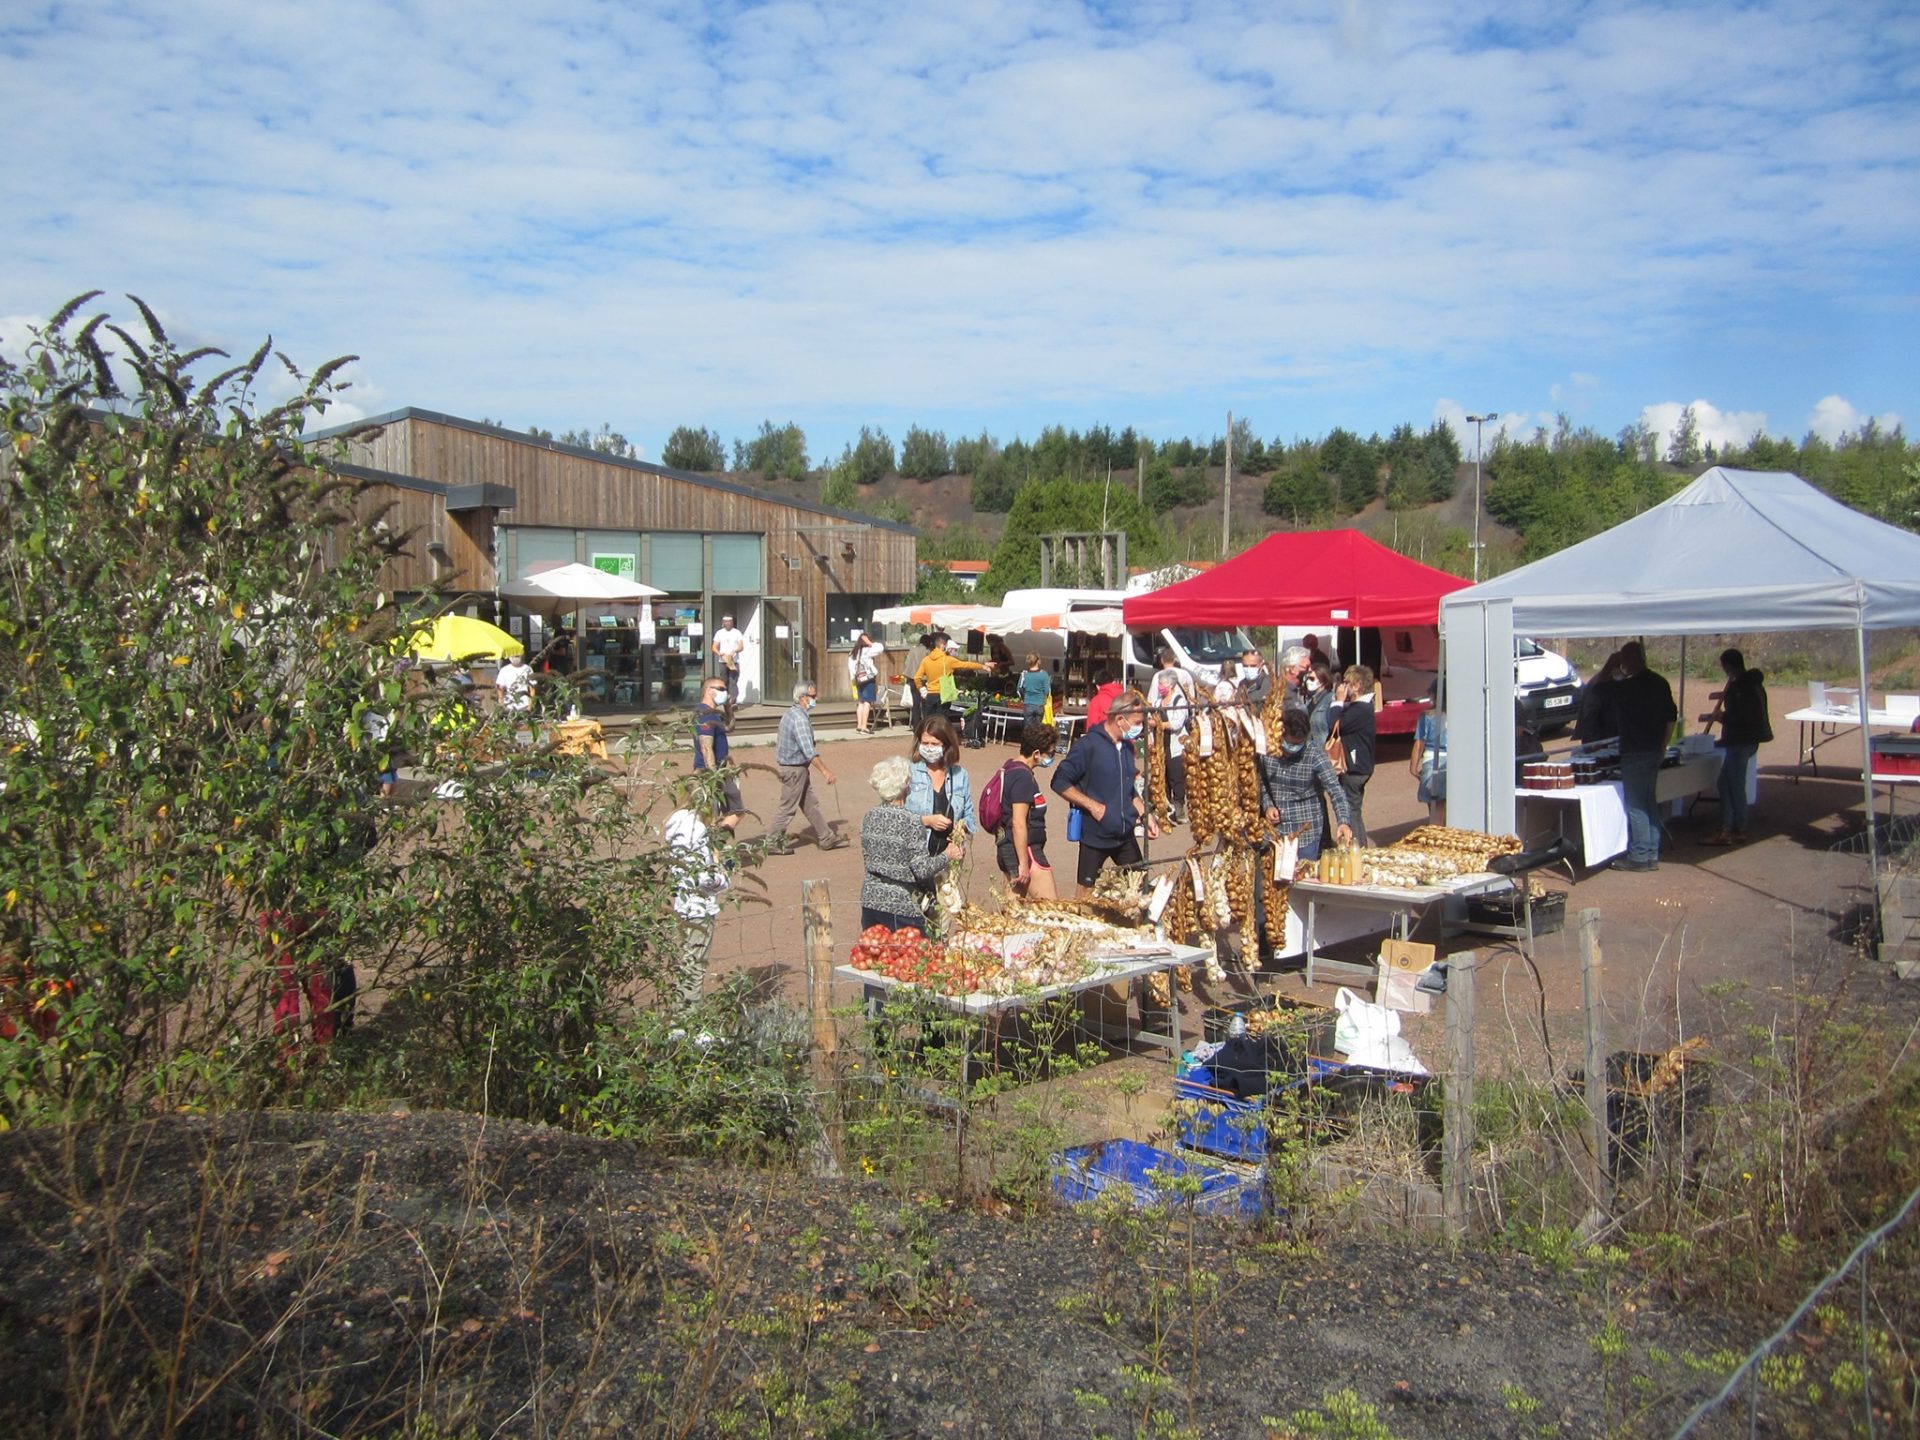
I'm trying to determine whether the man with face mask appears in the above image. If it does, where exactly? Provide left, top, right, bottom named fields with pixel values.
left=1238, top=649, right=1272, bottom=708
left=1052, top=693, right=1160, bottom=897
left=765, top=681, right=844, bottom=853
left=1260, top=707, right=1354, bottom=861
left=1279, top=645, right=1313, bottom=716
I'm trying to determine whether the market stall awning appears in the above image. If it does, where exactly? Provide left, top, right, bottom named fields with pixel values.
left=1122, top=529, right=1469, bottom=630
left=978, top=607, right=1128, bottom=638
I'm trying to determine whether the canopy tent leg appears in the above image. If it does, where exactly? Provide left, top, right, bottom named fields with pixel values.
left=1858, top=613, right=1881, bottom=943
left=1678, top=637, right=1687, bottom=743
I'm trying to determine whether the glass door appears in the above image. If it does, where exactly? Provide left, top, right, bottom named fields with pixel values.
left=762, top=596, right=802, bottom=703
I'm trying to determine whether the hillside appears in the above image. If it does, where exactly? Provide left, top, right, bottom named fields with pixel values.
left=725, top=463, right=1522, bottom=569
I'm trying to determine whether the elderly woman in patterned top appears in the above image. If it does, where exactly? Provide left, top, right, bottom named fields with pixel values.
left=861, top=755, right=962, bottom=932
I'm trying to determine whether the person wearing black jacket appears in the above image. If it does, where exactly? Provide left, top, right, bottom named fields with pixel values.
left=1607, top=642, right=1678, bottom=871
left=1330, top=665, right=1378, bottom=846
left=1701, top=648, right=1771, bottom=845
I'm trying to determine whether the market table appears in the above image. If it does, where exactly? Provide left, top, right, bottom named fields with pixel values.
left=837, top=941, right=1212, bottom=1087
left=1284, top=873, right=1513, bottom=986
left=1512, top=753, right=1722, bottom=866
left=1783, top=699, right=1919, bottom=779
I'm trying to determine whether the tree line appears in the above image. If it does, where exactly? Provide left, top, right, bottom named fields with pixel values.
left=519, top=409, right=1916, bottom=595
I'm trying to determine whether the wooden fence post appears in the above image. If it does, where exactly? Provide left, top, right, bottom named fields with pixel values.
left=1443, top=950, right=1477, bottom=1235
left=803, top=878, right=844, bottom=1173
left=1577, top=907, right=1614, bottom=1225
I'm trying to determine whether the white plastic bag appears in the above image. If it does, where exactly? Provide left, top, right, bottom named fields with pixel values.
left=1332, top=986, right=1428, bottom=1074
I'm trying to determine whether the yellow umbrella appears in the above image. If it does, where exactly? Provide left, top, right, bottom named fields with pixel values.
left=405, top=614, right=525, bottom=663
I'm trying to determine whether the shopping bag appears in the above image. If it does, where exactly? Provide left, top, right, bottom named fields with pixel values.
left=1332, top=986, right=1427, bottom=1074
left=938, top=672, right=959, bottom=704
left=1042, top=694, right=1054, bottom=727
left=1325, top=719, right=1347, bottom=774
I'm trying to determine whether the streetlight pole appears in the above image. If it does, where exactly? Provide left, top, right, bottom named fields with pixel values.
left=1465, top=412, right=1495, bottom=583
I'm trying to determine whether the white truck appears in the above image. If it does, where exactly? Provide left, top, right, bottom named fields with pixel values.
left=1286, top=624, right=1581, bottom=735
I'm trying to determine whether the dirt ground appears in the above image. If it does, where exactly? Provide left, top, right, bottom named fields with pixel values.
left=0, top=1110, right=1748, bottom=1440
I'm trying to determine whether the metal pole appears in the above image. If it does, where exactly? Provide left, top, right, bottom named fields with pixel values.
left=1857, top=605, right=1881, bottom=944
left=1466, top=413, right=1494, bottom=583
left=1222, top=409, right=1234, bottom=559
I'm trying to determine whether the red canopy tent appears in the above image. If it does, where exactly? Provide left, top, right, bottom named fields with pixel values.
left=1122, top=529, right=1469, bottom=630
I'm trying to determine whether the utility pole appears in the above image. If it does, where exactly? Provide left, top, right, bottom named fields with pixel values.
left=1221, top=409, right=1234, bottom=559
left=1137, top=439, right=1145, bottom=503
left=1466, top=412, right=1496, bottom=583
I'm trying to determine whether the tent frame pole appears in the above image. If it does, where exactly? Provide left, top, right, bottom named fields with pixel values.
left=1857, top=608, right=1881, bottom=944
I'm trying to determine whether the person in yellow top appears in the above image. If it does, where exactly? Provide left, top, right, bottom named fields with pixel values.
left=911, top=632, right=988, bottom=730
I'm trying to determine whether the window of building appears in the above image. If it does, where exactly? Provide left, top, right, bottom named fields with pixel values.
left=709, top=534, right=763, bottom=593
left=825, top=593, right=892, bottom=649
left=512, top=528, right=577, bottom=578
left=649, top=533, right=703, bottom=593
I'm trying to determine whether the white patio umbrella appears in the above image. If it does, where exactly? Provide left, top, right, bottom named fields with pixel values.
left=498, top=562, right=665, bottom=620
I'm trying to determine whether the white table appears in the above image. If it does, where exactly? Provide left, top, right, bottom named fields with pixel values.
left=1286, top=873, right=1513, bottom=986
left=1514, top=754, right=1723, bottom=866
left=837, top=941, right=1212, bottom=1079
left=1784, top=702, right=1917, bottom=779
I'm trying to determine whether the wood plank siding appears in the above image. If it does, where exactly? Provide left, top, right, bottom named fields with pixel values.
left=316, top=409, right=917, bottom=703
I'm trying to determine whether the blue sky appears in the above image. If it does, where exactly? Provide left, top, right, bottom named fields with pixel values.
left=3, top=0, right=1915, bottom=464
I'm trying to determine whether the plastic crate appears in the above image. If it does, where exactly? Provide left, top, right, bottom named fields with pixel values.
left=1173, top=1077, right=1270, bottom=1161
left=1464, top=888, right=1567, bottom=936
left=1051, top=1139, right=1265, bottom=1217
left=1309, top=1062, right=1444, bottom=1174
left=1174, top=1064, right=1332, bottom=1161
left=1200, top=995, right=1337, bottom=1056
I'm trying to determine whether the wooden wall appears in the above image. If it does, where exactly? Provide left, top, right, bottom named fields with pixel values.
left=334, top=411, right=918, bottom=692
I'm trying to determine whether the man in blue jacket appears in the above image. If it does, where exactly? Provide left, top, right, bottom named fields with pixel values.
left=1052, top=693, right=1159, bottom=898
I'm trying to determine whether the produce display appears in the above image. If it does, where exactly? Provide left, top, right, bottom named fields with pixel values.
left=848, top=894, right=1170, bottom=998
left=1298, top=824, right=1523, bottom=889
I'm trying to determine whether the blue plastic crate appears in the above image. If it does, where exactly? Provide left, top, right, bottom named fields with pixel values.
left=1172, top=1078, right=1270, bottom=1161
left=1173, top=1061, right=1338, bottom=1160
left=1051, top=1139, right=1264, bottom=1217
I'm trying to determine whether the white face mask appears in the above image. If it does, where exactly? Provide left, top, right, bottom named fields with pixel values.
left=918, top=742, right=945, bottom=764
left=1304, top=677, right=1320, bottom=692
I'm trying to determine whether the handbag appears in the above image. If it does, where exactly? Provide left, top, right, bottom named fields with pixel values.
left=1325, top=718, right=1348, bottom=775
left=938, top=672, right=959, bottom=704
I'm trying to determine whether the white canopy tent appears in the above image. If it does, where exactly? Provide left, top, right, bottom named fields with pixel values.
left=498, top=562, right=665, bottom=620
left=1440, top=468, right=1920, bottom=904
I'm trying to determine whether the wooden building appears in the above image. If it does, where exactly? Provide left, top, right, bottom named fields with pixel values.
left=316, top=409, right=917, bottom=709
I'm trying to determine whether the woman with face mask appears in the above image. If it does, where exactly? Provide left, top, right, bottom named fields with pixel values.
left=1303, top=661, right=1336, bottom=747
left=1260, top=707, right=1353, bottom=861
left=994, top=721, right=1060, bottom=899
left=904, top=715, right=976, bottom=858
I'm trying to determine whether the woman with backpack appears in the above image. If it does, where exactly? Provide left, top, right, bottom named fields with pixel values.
left=986, top=721, right=1059, bottom=898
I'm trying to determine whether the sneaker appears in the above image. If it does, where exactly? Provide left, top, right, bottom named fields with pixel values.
left=1613, top=857, right=1660, bottom=872
left=816, top=835, right=849, bottom=851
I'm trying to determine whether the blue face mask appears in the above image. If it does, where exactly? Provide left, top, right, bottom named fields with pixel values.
left=1036, top=755, right=1055, bottom=768
left=1281, top=741, right=1305, bottom=758
left=1123, top=724, right=1144, bottom=742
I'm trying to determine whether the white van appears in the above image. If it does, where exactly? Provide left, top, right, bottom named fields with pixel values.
left=1294, top=625, right=1581, bottom=734
left=998, top=587, right=1254, bottom=692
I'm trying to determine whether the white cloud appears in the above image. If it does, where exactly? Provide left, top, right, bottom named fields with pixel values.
left=1805, top=394, right=1905, bottom=444
left=0, top=1, right=1914, bottom=453
left=1639, top=401, right=1772, bottom=457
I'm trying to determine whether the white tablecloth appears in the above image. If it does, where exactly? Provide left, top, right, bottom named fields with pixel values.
left=1515, top=754, right=1725, bottom=866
